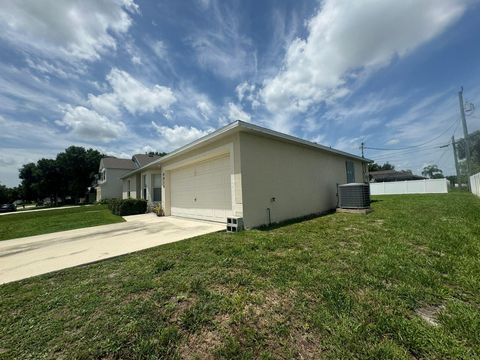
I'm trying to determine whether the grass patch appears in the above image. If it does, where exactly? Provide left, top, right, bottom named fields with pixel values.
left=0, top=192, right=479, bottom=358
left=0, top=205, right=124, bottom=241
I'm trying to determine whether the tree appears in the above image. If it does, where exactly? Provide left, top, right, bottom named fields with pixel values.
left=368, top=162, right=395, bottom=172
left=56, top=146, right=103, bottom=201
left=146, top=151, right=167, bottom=157
left=19, top=162, right=39, bottom=202
left=0, top=184, right=9, bottom=204
left=16, top=146, right=103, bottom=205
left=422, top=164, right=444, bottom=179
left=457, top=129, right=480, bottom=175
left=36, top=158, right=62, bottom=205
left=0, top=185, right=21, bottom=204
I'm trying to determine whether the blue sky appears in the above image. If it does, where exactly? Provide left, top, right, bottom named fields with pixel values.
left=1, top=0, right=480, bottom=186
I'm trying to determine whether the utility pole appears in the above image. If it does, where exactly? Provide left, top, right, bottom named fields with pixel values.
left=360, top=142, right=364, bottom=158
left=452, top=135, right=461, bottom=186
left=458, top=87, right=472, bottom=191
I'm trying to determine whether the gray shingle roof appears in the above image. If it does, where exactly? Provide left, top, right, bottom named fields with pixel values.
left=369, top=170, right=425, bottom=182
left=101, top=157, right=136, bottom=170
left=132, top=154, right=162, bottom=167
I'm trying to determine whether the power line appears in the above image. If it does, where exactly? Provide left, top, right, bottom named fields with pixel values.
left=372, top=144, right=448, bottom=161
left=371, top=119, right=461, bottom=165
left=364, top=119, right=458, bottom=151
left=435, top=147, right=450, bottom=166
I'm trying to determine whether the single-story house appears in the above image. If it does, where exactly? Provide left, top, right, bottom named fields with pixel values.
left=369, top=170, right=425, bottom=183
left=96, top=154, right=161, bottom=201
left=121, top=120, right=370, bottom=229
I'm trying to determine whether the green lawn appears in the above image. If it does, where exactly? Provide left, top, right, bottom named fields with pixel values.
left=1, top=193, right=479, bottom=359
left=0, top=205, right=124, bottom=241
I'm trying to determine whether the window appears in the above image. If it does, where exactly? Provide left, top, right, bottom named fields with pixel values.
left=346, top=161, right=355, bottom=183
left=127, top=180, right=131, bottom=198
left=143, top=174, right=147, bottom=200
left=153, top=174, right=162, bottom=202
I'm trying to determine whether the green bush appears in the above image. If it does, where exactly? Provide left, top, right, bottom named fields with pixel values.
left=97, top=198, right=113, bottom=205
left=106, top=199, right=119, bottom=212
left=108, top=199, right=147, bottom=216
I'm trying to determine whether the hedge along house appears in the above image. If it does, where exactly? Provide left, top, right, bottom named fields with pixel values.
left=121, top=121, right=370, bottom=229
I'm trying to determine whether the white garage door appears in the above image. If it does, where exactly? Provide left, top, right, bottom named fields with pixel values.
left=170, top=155, right=232, bottom=222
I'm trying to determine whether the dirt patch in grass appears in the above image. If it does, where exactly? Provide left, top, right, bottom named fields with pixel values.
left=169, top=294, right=197, bottom=323
left=416, top=304, right=445, bottom=326
left=178, top=328, right=224, bottom=359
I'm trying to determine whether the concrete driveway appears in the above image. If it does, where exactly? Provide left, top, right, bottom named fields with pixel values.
left=0, top=215, right=224, bottom=284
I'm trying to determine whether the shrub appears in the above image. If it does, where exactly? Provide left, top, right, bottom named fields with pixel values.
left=106, top=199, right=120, bottom=212
left=152, top=203, right=164, bottom=217
left=108, top=199, right=147, bottom=216
left=97, top=198, right=113, bottom=205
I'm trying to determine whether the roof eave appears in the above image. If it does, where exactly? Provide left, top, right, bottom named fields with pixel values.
left=121, top=121, right=242, bottom=179
left=121, top=120, right=371, bottom=179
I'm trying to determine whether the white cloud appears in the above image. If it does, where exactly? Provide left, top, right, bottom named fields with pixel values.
left=236, top=81, right=259, bottom=108
left=170, top=84, right=218, bottom=125
left=60, top=105, right=126, bottom=142
left=0, top=0, right=138, bottom=62
left=131, top=55, right=142, bottom=65
left=0, top=63, right=83, bottom=113
left=236, top=81, right=254, bottom=102
left=25, top=58, right=71, bottom=79
left=151, top=123, right=214, bottom=150
left=149, top=40, right=168, bottom=59
left=324, top=94, right=404, bottom=124
left=261, top=0, right=466, bottom=114
left=197, top=0, right=211, bottom=10
left=107, top=68, right=176, bottom=114
left=196, top=100, right=213, bottom=119
left=360, top=119, right=382, bottom=131
left=189, top=2, right=256, bottom=79
left=88, top=68, right=176, bottom=117
left=88, top=93, right=121, bottom=118
left=334, top=135, right=364, bottom=155
left=310, top=134, right=327, bottom=145
left=227, top=102, right=251, bottom=122
left=386, top=138, right=400, bottom=145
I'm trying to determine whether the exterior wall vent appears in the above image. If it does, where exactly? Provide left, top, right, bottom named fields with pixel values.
left=338, top=183, right=371, bottom=209
left=227, top=217, right=244, bottom=232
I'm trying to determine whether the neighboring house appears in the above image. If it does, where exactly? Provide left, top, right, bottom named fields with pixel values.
left=96, top=154, right=161, bottom=201
left=122, top=120, right=370, bottom=229
left=369, top=170, right=425, bottom=182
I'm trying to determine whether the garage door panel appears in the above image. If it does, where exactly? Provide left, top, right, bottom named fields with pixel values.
left=170, top=155, right=232, bottom=223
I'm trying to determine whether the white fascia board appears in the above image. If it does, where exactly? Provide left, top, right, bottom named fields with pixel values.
left=121, top=120, right=371, bottom=179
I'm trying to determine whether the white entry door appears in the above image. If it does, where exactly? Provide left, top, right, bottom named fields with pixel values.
left=170, top=155, right=232, bottom=222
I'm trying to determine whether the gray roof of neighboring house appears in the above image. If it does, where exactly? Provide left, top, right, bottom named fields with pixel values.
left=132, top=154, right=162, bottom=167
left=369, top=170, right=425, bottom=182
left=100, top=157, right=136, bottom=170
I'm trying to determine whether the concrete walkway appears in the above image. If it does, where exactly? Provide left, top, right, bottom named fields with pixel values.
left=0, top=215, right=224, bottom=284
left=0, top=205, right=89, bottom=216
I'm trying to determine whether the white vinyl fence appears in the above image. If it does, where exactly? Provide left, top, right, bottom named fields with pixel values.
left=370, top=178, right=449, bottom=195
left=471, top=172, right=480, bottom=197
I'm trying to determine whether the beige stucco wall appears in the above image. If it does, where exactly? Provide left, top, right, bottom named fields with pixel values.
left=239, top=132, right=365, bottom=228
left=123, top=169, right=162, bottom=203
left=161, top=133, right=243, bottom=217
left=143, top=169, right=162, bottom=203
